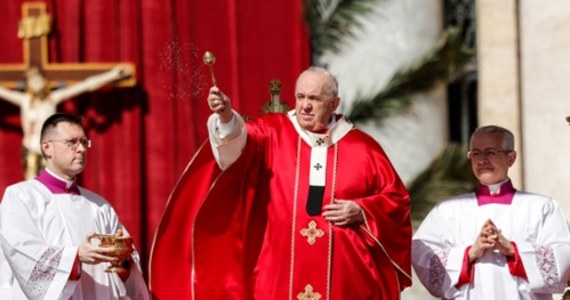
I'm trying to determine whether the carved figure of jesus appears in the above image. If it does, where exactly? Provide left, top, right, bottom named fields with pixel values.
left=0, top=65, right=131, bottom=179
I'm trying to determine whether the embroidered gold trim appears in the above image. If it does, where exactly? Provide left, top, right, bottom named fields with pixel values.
left=297, top=284, right=322, bottom=300
left=300, top=221, right=325, bottom=245
left=326, top=144, right=338, bottom=299
left=359, top=224, right=409, bottom=299
left=290, top=139, right=338, bottom=300
left=289, top=137, right=302, bottom=300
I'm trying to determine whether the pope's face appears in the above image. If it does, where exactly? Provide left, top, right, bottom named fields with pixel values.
left=294, top=72, right=339, bottom=132
left=469, top=132, right=516, bottom=185
left=41, top=122, right=88, bottom=180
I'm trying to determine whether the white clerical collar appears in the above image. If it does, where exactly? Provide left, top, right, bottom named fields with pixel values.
left=45, top=167, right=76, bottom=189
left=287, top=110, right=353, bottom=147
left=482, top=178, right=510, bottom=194
left=288, top=110, right=354, bottom=215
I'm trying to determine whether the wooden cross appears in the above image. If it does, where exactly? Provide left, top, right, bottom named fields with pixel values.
left=0, top=2, right=135, bottom=89
left=0, top=2, right=136, bottom=179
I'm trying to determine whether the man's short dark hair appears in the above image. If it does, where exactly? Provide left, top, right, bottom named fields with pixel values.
left=40, top=113, right=84, bottom=142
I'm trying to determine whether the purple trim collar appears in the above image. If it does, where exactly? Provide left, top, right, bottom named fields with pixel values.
left=35, top=169, right=80, bottom=195
left=476, top=180, right=515, bottom=206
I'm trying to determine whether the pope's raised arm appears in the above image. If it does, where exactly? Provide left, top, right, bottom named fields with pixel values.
left=206, top=86, right=247, bottom=170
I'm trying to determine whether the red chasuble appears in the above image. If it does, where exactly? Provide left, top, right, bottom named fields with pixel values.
left=150, top=113, right=412, bottom=299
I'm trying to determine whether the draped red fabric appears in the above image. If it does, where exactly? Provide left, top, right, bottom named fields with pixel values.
left=150, top=114, right=412, bottom=299
left=0, top=0, right=310, bottom=280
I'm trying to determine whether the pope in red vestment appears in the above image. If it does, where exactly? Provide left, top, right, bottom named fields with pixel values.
left=150, top=67, right=412, bottom=299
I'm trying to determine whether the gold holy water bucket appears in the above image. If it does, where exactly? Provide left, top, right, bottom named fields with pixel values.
left=89, top=233, right=133, bottom=273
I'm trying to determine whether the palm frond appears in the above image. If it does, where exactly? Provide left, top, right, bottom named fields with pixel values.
left=303, top=0, right=383, bottom=55
left=408, top=143, right=478, bottom=228
left=347, top=27, right=475, bottom=123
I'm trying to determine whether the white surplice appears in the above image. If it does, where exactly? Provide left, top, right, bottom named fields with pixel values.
left=0, top=179, right=149, bottom=300
left=412, top=191, right=570, bottom=300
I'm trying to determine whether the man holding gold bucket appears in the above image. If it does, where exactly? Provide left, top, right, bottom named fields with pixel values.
left=0, top=113, right=149, bottom=299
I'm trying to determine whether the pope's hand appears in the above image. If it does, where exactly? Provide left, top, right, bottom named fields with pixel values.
left=208, top=86, right=233, bottom=123
left=322, top=199, right=364, bottom=226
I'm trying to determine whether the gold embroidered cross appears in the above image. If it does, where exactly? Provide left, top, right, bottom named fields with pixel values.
left=297, top=284, right=322, bottom=300
left=300, top=220, right=324, bottom=245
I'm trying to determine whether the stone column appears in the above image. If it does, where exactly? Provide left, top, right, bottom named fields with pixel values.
left=518, top=0, right=570, bottom=216
left=476, top=0, right=523, bottom=187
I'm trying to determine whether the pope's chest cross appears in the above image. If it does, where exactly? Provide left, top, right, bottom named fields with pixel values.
left=312, top=136, right=329, bottom=172
left=315, top=136, right=328, bottom=146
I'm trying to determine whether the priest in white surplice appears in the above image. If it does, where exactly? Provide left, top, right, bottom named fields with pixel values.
left=0, top=113, right=149, bottom=299
left=412, top=125, right=570, bottom=300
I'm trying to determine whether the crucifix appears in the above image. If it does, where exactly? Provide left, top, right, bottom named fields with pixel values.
left=0, top=2, right=136, bottom=179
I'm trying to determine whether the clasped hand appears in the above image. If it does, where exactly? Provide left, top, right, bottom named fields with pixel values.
left=468, top=219, right=514, bottom=262
left=322, top=199, right=364, bottom=226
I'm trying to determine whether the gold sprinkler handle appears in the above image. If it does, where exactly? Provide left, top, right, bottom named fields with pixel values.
left=203, top=51, right=217, bottom=87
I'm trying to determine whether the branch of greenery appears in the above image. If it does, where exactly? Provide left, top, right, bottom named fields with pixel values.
left=408, top=143, right=478, bottom=228
left=303, top=0, right=383, bottom=55
left=347, top=27, right=475, bottom=123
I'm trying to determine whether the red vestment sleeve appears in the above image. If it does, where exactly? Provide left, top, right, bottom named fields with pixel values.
left=507, top=242, right=528, bottom=279
left=149, top=140, right=266, bottom=299
left=456, top=243, right=527, bottom=289
left=349, top=132, right=412, bottom=290
left=149, top=142, right=222, bottom=299
left=68, top=254, right=81, bottom=280
left=456, top=246, right=475, bottom=287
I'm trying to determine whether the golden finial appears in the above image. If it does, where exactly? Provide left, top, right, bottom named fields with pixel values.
left=262, top=79, right=288, bottom=114
left=269, top=80, right=282, bottom=94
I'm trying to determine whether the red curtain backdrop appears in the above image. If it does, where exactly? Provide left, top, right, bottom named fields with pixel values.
left=0, top=0, right=310, bottom=277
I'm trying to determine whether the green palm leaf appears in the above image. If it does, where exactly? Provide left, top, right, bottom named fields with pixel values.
left=303, top=0, right=383, bottom=55
left=347, top=27, right=475, bottom=123
left=408, top=143, right=478, bottom=228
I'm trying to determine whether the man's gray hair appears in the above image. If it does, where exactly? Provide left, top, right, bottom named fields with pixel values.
left=299, top=66, right=339, bottom=97
left=470, top=125, right=515, bottom=151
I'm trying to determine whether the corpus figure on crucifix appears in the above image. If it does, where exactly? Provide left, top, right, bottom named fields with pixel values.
left=0, top=2, right=135, bottom=179
left=0, top=65, right=131, bottom=179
